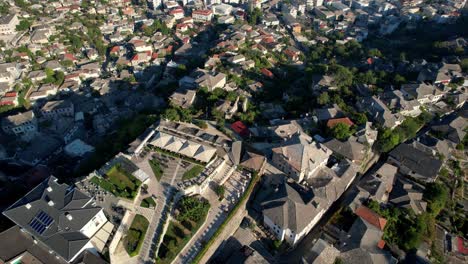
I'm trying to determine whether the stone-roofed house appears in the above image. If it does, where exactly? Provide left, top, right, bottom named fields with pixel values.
left=194, top=69, right=227, bottom=91
left=272, top=133, right=332, bottom=182
left=431, top=112, right=467, bottom=146
left=389, top=177, right=427, bottom=214
left=388, top=143, right=442, bottom=183
left=357, top=96, right=404, bottom=129
left=339, top=206, right=397, bottom=264
left=355, top=122, right=378, bottom=146
left=40, top=100, right=74, bottom=119
left=324, top=136, right=367, bottom=164
left=169, top=88, right=196, bottom=109
left=357, top=163, right=397, bottom=204
left=1, top=110, right=38, bottom=138
left=309, top=239, right=340, bottom=264
left=401, top=83, right=444, bottom=104
left=260, top=160, right=357, bottom=246
left=417, top=63, right=462, bottom=85
left=260, top=175, right=324, bottom=246
left=3, top=177, right=110, bottom=263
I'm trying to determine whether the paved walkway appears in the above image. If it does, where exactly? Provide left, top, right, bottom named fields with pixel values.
left=138, top=158, right=182, bottom=263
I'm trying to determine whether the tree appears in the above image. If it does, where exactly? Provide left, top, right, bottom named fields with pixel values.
left=162, top=108, right=180, bottom=121
left=0, top=2, right=9, bottom=15
left=460, top=58, right=468, bottom=73
left=247, top=8, right=262, bottom=25
left=317, top=92, right=330, bottom=105
left=330, top=123, right=352, bottom=140
left=424, top=182, right=448, bottom=217
left=368, top=48, right=382, bottom=58
left=16, top=20, right=31, bottom=31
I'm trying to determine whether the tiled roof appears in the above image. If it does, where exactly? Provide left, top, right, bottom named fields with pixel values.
left=355, top=206, right=387, bottom=231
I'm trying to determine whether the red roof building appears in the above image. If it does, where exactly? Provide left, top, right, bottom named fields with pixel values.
left=355, top=206, right=387, bottom=231
left=326, top=117, right=355, bottom=128
left=260, top=68, right=274, bottom=78
left=231, top=121, right=250, bottom=137
left=457, top=237, right=468, bottom=255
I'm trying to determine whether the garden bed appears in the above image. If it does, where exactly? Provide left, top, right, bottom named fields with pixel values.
left=91, top=164, right=141, bottom=199
left=149, top=159, right=164, bottom=181
left=124, top=214, right=149, bottom=257
left=141, top=197, right=156, bottom=208
left=156, top=196, right=210, bottom=264
left=182, top=165, right=204, bottom=181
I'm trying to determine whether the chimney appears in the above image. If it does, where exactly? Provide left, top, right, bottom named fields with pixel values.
left=48, top=200, right=54, bottom=207
left=65, top=213, right=73, bottom=221
left=25, top=203, right=31, bottom=209
left=47, top=187, right=53, bottom=192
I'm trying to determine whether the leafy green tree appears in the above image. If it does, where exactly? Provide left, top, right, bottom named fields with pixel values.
left=460, top=58, right=468, bottom=73
left=317, top=92, right=329, bottom=105
left=424, top=182, right=448, bottom=217
left=368, top=48, right=382, bottom=58
left=247, top=8, right=262, bottom=25
left=16, top=20, right=31, bottom=31
left=0, top=2, right=9, bottom=15
left=330, top=123, right=352, bottom=140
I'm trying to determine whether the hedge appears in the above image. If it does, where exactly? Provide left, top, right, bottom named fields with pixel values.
left=192, top=171, right=259, bottom=263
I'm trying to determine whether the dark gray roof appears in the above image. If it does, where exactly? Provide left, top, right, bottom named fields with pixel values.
left=0, top=226, right=67, bottom=264
left=389, top=143, right=442, bottom=180
left=389, top=177, right=427, bottom=214
left=3, top=176, right=103, bottom=261
left=324, top=137, right=366, bottom=161
left=261, top=178, right=319, bottom=233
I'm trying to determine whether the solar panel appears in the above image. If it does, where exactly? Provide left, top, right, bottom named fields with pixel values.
left=28, top=211, right=54, bottom=235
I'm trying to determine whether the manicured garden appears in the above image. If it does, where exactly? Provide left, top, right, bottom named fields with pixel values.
left=149, top=158, right=164, bottom=181
left=141, top=197, right=156, bottom=208
left=156, top=196, right=210, bottom=264
left=124, top=214, right=149, bottom=257
left=182, top=165, right=204, bottom=180
left=90, top=164, right=141, bottom=199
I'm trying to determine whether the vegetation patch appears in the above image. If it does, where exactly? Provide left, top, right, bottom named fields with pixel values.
left=141, top=197, right=156, bottom=208
left=149, top=159, right=164, bottom=181
left=156, top=196, right=210, bottom=264
left=124, top=214, right=149, bottom=257
left=92, top=164, right=141, bottom=199
left=182, top=165, right=204, bottom=181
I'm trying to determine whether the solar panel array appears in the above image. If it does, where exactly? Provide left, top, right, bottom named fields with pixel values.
left=29, top=210, right=54, bottom=235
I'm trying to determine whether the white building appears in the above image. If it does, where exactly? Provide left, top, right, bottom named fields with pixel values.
left=40, top=100, right=74, bottom=119
left=0, top=14, right=20, bottom=35
left=1, top=110, right=38, bottom=137
left=192, top=9, right=213, bottom=22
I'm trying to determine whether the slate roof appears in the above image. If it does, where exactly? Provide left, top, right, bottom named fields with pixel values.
left=389, top=177, right=427, bottom=214
left=389, top=143, right=442, bottom=181
left=272, top=133, right=332, bottom=174
left=261, top=179, right=319, bottom=233
left=324, top=137, right=366, bottom=162
left=3, top=177, right=103, bottom=262
left=0, top=226, right=67, bottom=264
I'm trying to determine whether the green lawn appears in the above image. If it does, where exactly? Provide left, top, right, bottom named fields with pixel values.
left=156, top=196, right=210, bottom=264
left=91, top=164, right=141, bottom=199
left=182, top=165, right=204, bottom=181
left=124, top=214, right=149, bottom=257
left=149, top=159, right=163, bottom=181
left=140, top=197, right=156, bottom=208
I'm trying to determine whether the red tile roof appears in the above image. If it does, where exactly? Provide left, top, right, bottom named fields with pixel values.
left=326, top=117, right=355, bottom=128
left=355, top=206, right=387, bottom=231
left=231, top=121, right=250, bottom=137
left=457, top=237, right=468, bottom=255
left=377, top=239, right=386, bottom=249
left=261, top=68, right=274, bottom=78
